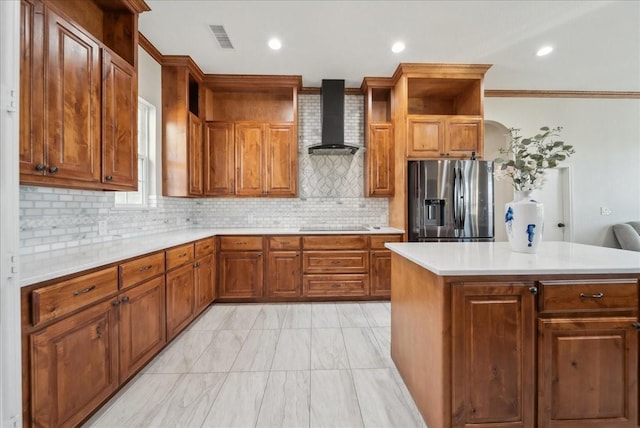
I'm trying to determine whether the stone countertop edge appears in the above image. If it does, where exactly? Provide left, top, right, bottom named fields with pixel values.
left=385, top=241, right=640, bottom=276
left=20, top=227, right=405, bottom=287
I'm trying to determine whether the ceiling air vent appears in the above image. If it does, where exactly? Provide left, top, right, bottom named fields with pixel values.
left=209, top=25, right=234, bottom=49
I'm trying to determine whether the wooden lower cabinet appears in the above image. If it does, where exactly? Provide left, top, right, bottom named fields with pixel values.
left=451, top=282, right=536, bottom=428
left=165, top=263, right=195, bottom=340
left=194, top=253, right=216, bottom=315
left=538, top=317, right=638, bottom=427
left=218, top=251, right=264, bottom=299
left=267, top=250, right=301, bottom=298
left=29, top=299, right=119, bottom=428
left=118, top=276, right=166, bottom=382
left=370, top=250, right=392, bottom=297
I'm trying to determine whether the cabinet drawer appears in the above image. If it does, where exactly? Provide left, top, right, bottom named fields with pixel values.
left=540, top=279, right=638, bottom=313
left=219, top=236, right=263, bottom=251
left=369, top=234, right=403, bottom=249
left=268, top=236, right=301, bottom=250
left=195, top=237, right=215, bottom=257
left=32, top=267, right=118, bottom=326
left=166, top=243, right=195, bottom=270
left=303, top=251, right=369, bottom=274
left=119, top=252, right=165, bottom=290
left=303, top=274, right=369, bottom=297
left=302, top=235, right=368, bottom=250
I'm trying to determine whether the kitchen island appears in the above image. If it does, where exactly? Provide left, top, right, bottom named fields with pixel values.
left=386, top=241, right=640, bottom=428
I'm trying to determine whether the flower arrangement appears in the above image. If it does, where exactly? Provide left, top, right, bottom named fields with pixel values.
left=494, top=126, right=575, bottom=191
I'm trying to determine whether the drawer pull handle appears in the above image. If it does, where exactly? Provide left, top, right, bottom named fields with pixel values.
left=138, top=265, right=153, bottom=272
left=179, top=253, right=187, bottom=258
left=579, top=292, right=604, bottom=300
left=235, top=241, right=247, bottom=245
left=73, top=285, right=96, bottom=296
left=331, top=261, right=340, bottom=265
left=332, top=283, right=341, bottom=288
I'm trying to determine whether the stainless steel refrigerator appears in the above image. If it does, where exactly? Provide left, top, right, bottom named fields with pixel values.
left=408, top=159, right=494, bottom=242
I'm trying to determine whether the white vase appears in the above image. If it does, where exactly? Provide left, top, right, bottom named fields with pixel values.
left=504, top=191, right=544, bottom=253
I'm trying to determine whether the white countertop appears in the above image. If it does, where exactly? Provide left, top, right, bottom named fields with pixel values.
left=385, top=241, right=640, bottom=276
left=20, top=227, right=403, bottom=287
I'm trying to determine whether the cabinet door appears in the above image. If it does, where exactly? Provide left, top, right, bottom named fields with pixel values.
left=538, top=316, right=638, bottom=428
left=366, top=124, right=394, bottom=197
left=235, top=123, right=265, bottom=196
left=194, top=254, right=216, bottom=315
left=44, top=7, right=101, bottom=183
left=102, top=49, right=137, bottom=189
left=446, top=117, right=482, bottom=158
left=407, top=118, right=442, bottom=158
left=218, top=251, right=264, bottom=298
left=118, top=276, right=166, bottom=381
left=30, top=299, right=118, bottom=428
left=370, top=249, right=391, bottom=297
left=204, top=121, right=235, bottom=195
left=166, top=264, right=194, bottom=340
left=188, top=112, right=204, bottom=195
left=265, top=123, right=297, bottom=196
left=451, top=282, right=536, bottom=428
left=20, top=0, right=46, bottom=177
left=267, top=250, right=301, bottom=298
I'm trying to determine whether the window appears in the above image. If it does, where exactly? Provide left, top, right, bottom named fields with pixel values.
left=114, top=98, right=155, bottom=207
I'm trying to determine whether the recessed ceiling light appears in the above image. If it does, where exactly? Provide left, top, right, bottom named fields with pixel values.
left=268, top=38, right=282, bottom=50
left=536, top=46, right=553, bottom=56
left=391, top=41, right=405, bottom=53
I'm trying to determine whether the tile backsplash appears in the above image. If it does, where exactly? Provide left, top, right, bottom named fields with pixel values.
left=19, top=94, right=389, bottom=254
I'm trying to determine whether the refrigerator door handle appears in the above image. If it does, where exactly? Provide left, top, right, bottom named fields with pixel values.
left=459, top=167, right=466, bottom=229
left=452, top=167, right=458, bottom=228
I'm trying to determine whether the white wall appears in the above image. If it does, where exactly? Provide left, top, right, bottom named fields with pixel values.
left=485, top=97, right=640, bottom=247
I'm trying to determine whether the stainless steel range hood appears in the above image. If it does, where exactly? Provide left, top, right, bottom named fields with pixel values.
left=307, top=79, right=360, bottom=155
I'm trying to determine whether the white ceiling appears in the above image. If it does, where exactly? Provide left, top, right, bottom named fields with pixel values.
left=139, top=1, right=640, bottom=91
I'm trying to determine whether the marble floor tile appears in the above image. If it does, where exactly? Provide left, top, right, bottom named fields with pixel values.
left=352, top=368, right=426, bottom=428
left=253, top=303, right=288, bottom=329
left=311, top=328, right=349, bottom=370
left=201, top=371, right=269, bottom=428
left=146, top=373, right=227, bottom=427
left=360, top=302, right=391, bottom=327
left=370, top=326, right=392, bottom=362
left=282, top=303, right=312, bottom=328
left=311, top=303, right=341, bottom=328
left=310, top=370, right=363, bottom=428
left=271, top=328, right=311, bottom=370
left=336, top=302, right=369, bottom=327
left=256, top=371, right=310, bottom=428
left=189, top=304, right=235, bottom=330
left=145, top=329, right=216, bottom=373
left=190, top=329, right=249, bottom=372
left=89, top=373, right=181, bottom=427
left=342, top=327, right=390, bottom=369
left=217, top=304, right=263, bottom=330
left=231, top=329, right=279, bottom=372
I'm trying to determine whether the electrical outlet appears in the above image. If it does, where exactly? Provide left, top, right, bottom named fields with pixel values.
left=600, top=207, right=612, bottom=216
left=98, top=220, right=108, bottom=236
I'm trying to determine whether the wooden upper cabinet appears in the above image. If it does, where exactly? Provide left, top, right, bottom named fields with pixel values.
left=235, top=122, right=265, bottom=196
left=102, top=49, right=137, bottom=189
left=446, top=117, right=482, bottom=158
left=266, top=123, right=297, bottom=196
left=204, top=121, right=235, bottom=195
left=45, top=7, right=102, bottom=183
left=407, top=117, right=442, bottom=157
left=19, top=0, right=146, bottom=190
left=407, top=115, right=482, bottom=159
left=188, top=113, right=204, bottom=195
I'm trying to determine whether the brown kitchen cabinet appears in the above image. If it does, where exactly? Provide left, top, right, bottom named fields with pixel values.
left=537, top=279, right=639, bottom=428
left=194, top=238, right=216, bottom=314
left=204, top=121, right=235, bottom=195
left=266, top=236, right=302, bottom=298
left=165, top=243, right=196, bottom=340
left=362, top=78, right=394, bottom=197
left=369, top=235, right=403, bottom=297
left=218, top=236, right=264, bottom=299
left=235, top=122, right=265, bottom=195
left=407, top=116, right=482, bottom=159
left=19, top=0, right=146, bottom=190
left=451, top=282, right=536, bottom=427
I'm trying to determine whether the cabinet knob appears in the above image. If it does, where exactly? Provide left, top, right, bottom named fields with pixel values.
left=48, top=165, right=59, bottom=174
left=632, top=322, right=640, bottom=331
left=121, top=296, right=130, bottom=303
left=528, top=286, right=538, bottom=295
left=35, top=163, right=46, bottom=171
left=112, top=299, right=121, bottom=307
left=105, top=175, right=113, bottom=181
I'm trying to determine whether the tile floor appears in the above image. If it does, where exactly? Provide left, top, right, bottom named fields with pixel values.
left=85, top=302, right=427, bottom=428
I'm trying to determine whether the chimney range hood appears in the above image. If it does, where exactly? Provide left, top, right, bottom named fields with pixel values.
left=307, top=79, right=360, bottom=155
